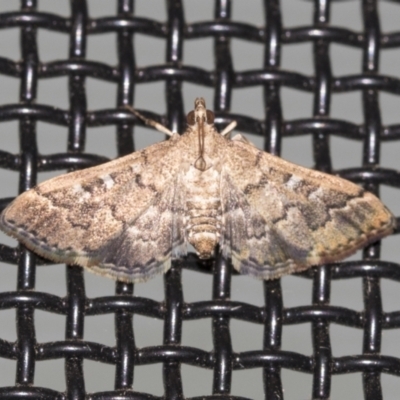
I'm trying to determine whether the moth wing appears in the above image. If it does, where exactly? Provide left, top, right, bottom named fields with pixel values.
left=94, top=172, right=187, bottom=282
left=1, top=135, right=188, bottom=282
left=220, top=137, right=396, bottom=279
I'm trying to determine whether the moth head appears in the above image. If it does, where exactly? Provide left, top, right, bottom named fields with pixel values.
left=187, top=98, right=215, bottom=126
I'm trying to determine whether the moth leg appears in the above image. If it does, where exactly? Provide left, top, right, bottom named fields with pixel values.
left=125, top=105, right=175, bottom=137
left=220, top=121, right=237, bottom=137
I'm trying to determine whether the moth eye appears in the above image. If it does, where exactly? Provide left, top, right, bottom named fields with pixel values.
left=187, top=110, right=195, bottom=125
left=206, top=110, right=215, bottom=124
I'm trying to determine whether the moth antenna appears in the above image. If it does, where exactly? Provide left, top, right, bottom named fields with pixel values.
left=124, top=105, right=175, bottom=137
left=220, top=120, right=237, bottom=137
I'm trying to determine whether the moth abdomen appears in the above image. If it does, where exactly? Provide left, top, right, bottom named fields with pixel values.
left=188, top=230, right=219, bottom=259
left=186, top=198, right=222, bottom=259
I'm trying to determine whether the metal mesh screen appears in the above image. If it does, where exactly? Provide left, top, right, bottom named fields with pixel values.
left=0, top=1, right=399, bottom=399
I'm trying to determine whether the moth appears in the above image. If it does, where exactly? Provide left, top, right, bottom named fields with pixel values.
left=0, top=98, right=396, bottom=282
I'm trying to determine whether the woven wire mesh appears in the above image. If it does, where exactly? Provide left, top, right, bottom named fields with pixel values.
left=0, top=0, right=399, bottom=399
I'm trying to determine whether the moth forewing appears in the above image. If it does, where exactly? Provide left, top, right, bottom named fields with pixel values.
left=0, top=98, right=396, bottom=282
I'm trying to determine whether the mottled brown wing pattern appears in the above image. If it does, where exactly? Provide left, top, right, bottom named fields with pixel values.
left=220, top=136, right=396, bottom=280
left=220, top=172, right=291, bottom=278
left=0, top=134, right=188, bottom=282
left=93, top=173, right=187, bottom=282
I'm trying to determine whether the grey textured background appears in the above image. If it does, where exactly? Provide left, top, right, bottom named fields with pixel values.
left=0, top=1, right=399, bottom=399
